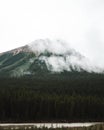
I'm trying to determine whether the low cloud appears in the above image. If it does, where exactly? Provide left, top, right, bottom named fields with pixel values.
left=28, top=39, right=104, bottom=73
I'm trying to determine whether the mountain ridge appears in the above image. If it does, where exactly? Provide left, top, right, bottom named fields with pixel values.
left=0, top=39, right=103, bottom=77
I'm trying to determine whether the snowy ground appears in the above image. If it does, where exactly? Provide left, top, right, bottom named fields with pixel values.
left=0, top=122, right=99, bottom=129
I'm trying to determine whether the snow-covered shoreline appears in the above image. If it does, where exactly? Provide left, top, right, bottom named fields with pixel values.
left=0, top=122, right=100, bottom=128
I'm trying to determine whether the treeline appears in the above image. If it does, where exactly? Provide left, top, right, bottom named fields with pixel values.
left=0, top=72, right=104, bottom=122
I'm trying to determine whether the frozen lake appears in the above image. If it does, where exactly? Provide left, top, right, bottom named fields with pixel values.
left=0, top=122, right=99, bottom=128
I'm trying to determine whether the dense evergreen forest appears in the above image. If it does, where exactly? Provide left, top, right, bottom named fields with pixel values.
left=0, top=72, right=104, bottom=122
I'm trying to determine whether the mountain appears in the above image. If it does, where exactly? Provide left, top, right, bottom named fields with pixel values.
left=0, top=39, right=103, bottom=77
left=0, top=39, right=104, bottom=123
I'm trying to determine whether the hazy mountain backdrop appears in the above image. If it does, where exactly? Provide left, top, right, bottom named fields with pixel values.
left=0, top=39, right=103, bottom=77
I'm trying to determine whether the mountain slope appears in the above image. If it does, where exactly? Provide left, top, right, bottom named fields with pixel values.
left=0, top=39, right=103, bottom=77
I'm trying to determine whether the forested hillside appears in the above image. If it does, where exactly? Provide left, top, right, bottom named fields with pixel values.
left=0, top=72, right=104, bottom=122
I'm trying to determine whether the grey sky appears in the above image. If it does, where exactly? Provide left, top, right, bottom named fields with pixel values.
left=0, top=0, right=104, bottom=66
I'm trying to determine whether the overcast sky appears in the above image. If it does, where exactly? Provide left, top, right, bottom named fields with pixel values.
left=0, top=0, right=104, bottom=66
